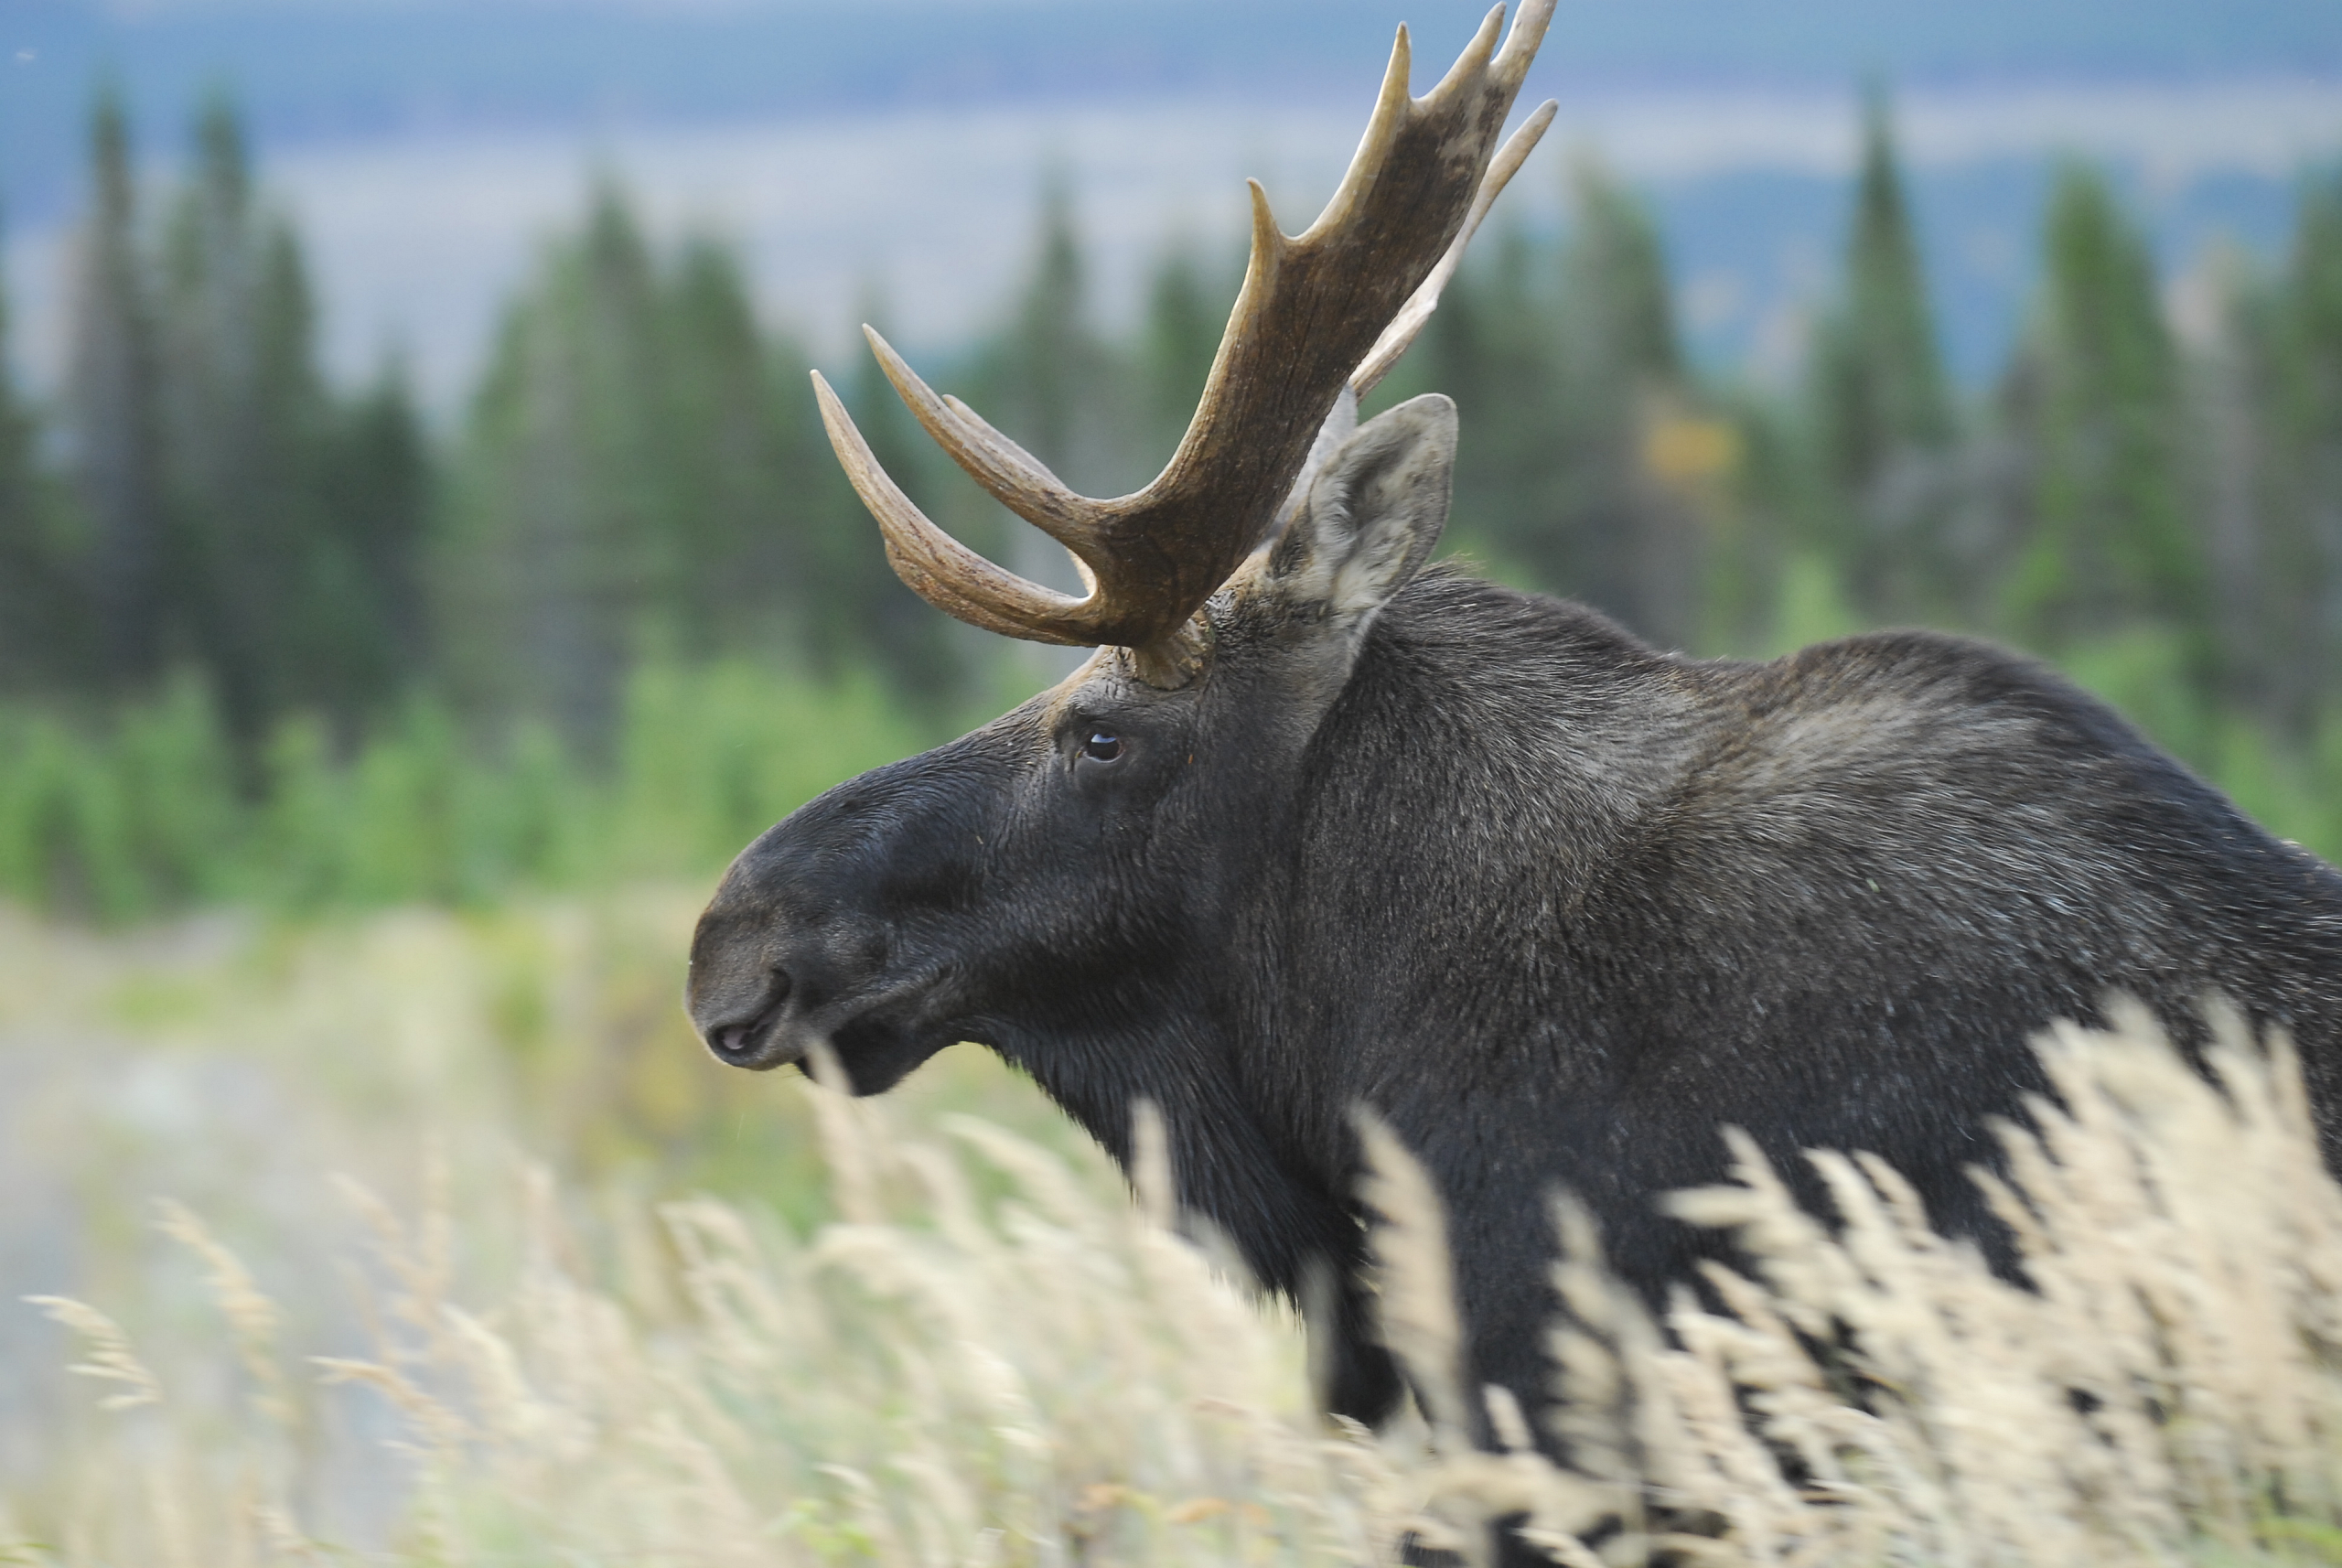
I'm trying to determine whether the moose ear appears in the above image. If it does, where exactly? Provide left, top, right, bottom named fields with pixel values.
left=1265, top=393, right=1456, bottom=629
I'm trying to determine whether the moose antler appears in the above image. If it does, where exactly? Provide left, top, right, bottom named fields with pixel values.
left=811, top=2, right=1558, bottom=685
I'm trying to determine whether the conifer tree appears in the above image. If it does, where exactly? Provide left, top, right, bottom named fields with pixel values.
left=982, top=179, right=1112, bottom=478
left=2258, top=169, right=2342, bottom=734
left=1138, top=242, right=1224, bottom=469
left=657, top=238, right=800, bottom=658
left=156, top=94, right=361, bottom=754
left=0, top=201, right=67, bottom=691
left=64, top=87, right=166, bottom=691
left=1543, top=156, right=1699, bottom=647
left=1810, top=87, right=1958, bottom=619
left=1562, top=161, right=1681, bottom=386
left=317, top=361, right=432, bottom=703
left=442, top=183, right=669, bottom=747
left=444, top=188, right=946, bottom=739
left=1423, top=224, right=1561, bottom=578
left=2002, top=164, right=2208, bottom=673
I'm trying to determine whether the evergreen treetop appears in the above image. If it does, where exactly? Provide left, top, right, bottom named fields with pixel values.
left=66, top=85, right=167, bottom=691
left=1806, top=85, right=1961, bottom=623
left=1823, top=86, right=1952, bottom=470
left=2005, top=162, right=2208, bottom=664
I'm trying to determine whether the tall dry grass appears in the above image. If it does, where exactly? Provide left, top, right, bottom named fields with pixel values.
left=15, top=993, right=2342, bottom=1566
left=0, top=888, right=1088, bottom=1544
left=1362, top=1004, right=2342, bottom=1566
left=12, top=1077, right=1391, bottom=1567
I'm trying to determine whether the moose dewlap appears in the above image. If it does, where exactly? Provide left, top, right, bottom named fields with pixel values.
left=684, top=0, right=2342, bottom=1499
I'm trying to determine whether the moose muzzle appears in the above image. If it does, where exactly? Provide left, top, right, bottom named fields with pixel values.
left=685, top=746, right=999, bottom=1090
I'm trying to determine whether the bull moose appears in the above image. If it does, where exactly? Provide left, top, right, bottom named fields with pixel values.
left=686, top=0, right=2342, bottom=1454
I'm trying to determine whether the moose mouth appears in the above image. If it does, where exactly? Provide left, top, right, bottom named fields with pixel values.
left=702, top=972, right=953, bottom=1094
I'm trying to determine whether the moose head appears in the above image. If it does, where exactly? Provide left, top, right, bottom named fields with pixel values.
left=689, top=5, right=1555, bottom=1109
left=688, top=5, right=1556, bottom=1423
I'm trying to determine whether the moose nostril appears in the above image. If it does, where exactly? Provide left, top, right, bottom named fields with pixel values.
left=707, top=968, right=793, bottom=1063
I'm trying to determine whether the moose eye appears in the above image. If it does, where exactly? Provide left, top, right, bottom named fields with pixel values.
left=1079, top=730, right=1123, bottom=763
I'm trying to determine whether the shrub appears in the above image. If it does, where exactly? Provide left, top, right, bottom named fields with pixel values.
left=0, top=660, right=936, bottom=924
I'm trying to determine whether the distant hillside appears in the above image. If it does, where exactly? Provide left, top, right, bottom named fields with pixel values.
left=6, top=0, right=2339, bottom=220
left=5, top=0, right=2338, bottom=409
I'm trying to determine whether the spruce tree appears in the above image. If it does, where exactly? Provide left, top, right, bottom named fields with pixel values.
left=983, top=178, right=1105, bottom=478
left=1138, top=242, right=1224, bottom=468
left=1544, top=156, right=1699, bottom=647
left=2002, top=164, right=2208, bottom=673
left=0, top=201, right=59, bottom=691
left=442, top=182, right=667, bottom=747
left=64, top=87, right=166, bottom=692
left=444, top=188, right=940, bottom=739
left=1425, top=224, right=1561, bottom=579
left=157, top=94, right=358, bottom=756
left=658, top=238, right=799, bottom=659
left=2260, top=169, right=2342, bottom=734
left=317, top=361, right=432, bottom=703
left=1810, top=87, right=1957, bottom=620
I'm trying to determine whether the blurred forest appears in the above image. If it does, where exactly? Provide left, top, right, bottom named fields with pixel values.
left=6, top=88, right=2342, bottom=921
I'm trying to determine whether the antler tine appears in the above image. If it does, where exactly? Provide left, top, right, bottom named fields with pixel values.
left=863, top=328, right=1108, bottom=559
left=828, top=1, right=1555, bottom=681
left=1293, top=22, right=1416, bottom=251
left=1492, top=0, right=1557, bottom=84
left=811, top=371, right=1097, bottom=645
left=1351, top=99, right=1558, bottom=399
left=1424, top=4, right=1507, bottom=108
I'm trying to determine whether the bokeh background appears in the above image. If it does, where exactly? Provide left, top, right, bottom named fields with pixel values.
left=7, top=0, right=2342, bottom=919
left=5, top=0, right=2342, bottom=1551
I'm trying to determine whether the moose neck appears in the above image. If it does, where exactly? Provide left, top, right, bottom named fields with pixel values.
left=1238, top=571, right=1711, bottom=1174
left=974, top=970, right=1404, bottom=1423
left=979, top=572, right=1705, bottom=1280
left=984, top=990, right=1343, bottom=1243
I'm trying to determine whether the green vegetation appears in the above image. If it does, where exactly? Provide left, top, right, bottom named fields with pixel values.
left=6, top=88, right=2342, bottom=923
left=0, top=661, right=938, bottom=922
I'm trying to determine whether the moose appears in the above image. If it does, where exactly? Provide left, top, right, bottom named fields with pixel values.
left=688, top=0, right=2342, bottom=1460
